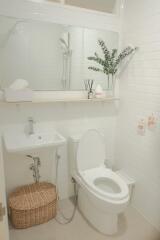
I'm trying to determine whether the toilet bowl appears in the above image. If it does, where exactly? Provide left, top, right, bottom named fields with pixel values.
left=70, top=129, right=130, bottom=235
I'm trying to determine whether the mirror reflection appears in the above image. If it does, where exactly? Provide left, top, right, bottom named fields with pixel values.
left=0, top=16, right=119, bottom=90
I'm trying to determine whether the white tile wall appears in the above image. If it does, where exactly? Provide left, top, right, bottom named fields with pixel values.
left=0, top=0, right=120, bottom=207
left=0, top=102, right=117, bottom=199
left=115, top=0, right=160, bottom=231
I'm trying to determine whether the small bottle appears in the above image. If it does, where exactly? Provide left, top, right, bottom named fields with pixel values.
left=88, top=90, right=94, bottom=99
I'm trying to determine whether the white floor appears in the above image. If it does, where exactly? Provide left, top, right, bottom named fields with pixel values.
left=9, top=199, right=160, bottom=240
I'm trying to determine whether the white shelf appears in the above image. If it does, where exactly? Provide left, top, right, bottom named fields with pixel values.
left=0, top=97, right=119, bottom=104
left=34, top=97, right=120, bottom=103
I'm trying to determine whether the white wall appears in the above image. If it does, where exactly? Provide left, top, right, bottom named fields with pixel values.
left=115, top=0, right=160, bottom=231
left=0, top=0, right=120, bottom=202
left=1, top=102, right=117, bottom=199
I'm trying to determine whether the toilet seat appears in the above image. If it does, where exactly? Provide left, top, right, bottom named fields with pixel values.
left=75, top=129, right=129, bottom=203
left=79, top=166, right=129, bottom=201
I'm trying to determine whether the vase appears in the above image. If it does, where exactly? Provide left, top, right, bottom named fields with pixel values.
left=106, top=74, right=116, bottom=96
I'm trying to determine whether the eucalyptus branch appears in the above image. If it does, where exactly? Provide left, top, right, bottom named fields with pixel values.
left=87, top=39, right=137, bottom=78
left=98, top=39, right=111, bottom=61
left=88, top=56, right=105, bottom=67
left=115, top=47, right=136, bottom=67
left=88, top=66, right=103, bottom=72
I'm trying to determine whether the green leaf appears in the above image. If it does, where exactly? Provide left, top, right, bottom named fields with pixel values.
left=98, top=39, right=110, bottom=60
left=88, top=66, right=103, bottom=72
left=87, top=39, right=137, bottom=77
left=88, top=56, right=105, bottom=67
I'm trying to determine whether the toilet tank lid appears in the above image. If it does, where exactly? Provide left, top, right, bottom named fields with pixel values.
left=70, top=134, right=82, bottom=143
left=70, top=129, right=103, bottom=143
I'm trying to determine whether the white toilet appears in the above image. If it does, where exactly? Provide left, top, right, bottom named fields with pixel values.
left=70, top=129, right=130, bottom=235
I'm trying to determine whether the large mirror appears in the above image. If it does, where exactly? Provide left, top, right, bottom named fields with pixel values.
left=0, top=16, right=119, bottom=91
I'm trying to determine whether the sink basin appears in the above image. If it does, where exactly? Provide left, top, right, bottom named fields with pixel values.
left=3, top=129, right=66, bottom=154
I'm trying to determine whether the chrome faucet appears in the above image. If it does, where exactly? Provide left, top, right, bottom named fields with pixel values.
left=28, top=117, right=35, bottom=135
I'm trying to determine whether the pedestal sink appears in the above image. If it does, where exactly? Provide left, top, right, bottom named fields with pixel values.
left=3, top=128, right=66, bottom=154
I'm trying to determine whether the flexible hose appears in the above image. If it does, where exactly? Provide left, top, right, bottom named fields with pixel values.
left=55, top=150, right=79, bottom=225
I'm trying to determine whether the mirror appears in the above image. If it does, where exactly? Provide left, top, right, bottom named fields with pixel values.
left=0, top=16, right=119, bottom=91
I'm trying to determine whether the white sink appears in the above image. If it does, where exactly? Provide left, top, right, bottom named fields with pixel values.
left=3, top=129, right=66, bottom=154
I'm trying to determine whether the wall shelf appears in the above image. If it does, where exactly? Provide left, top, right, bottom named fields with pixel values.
left=0, top=97, right=120, bottom=104
left=33, top=97, right=120, bottom=103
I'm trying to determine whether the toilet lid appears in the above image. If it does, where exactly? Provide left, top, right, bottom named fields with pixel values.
left=77, top=129, right=106, bottom=172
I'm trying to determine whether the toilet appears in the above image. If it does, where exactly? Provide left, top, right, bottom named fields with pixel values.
left=69, top=129, right=131, bottom=235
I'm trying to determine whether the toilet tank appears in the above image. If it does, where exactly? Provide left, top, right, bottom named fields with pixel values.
left=68, top=134, right=81, bottom=177
left=69, top=130, right=106, bottom=175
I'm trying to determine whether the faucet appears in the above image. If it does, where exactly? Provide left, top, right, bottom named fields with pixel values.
left=28, top=117, right=35, bottom=135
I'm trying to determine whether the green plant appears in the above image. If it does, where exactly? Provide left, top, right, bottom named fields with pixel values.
left=88, top=39, right=137, bottom=87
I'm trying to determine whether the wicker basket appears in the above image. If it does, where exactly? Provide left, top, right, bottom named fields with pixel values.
left=9, top=182, right=57, bottom=229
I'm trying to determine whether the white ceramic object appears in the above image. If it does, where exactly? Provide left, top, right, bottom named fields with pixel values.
left=3, top=129, right=66, bottom=154
left=9, top=79, right=29, bottom=90
left=4, top=88, right=33, bottom=102
left=70, top=129, right=129, bottom=235
left=95, top=84, right=105, bottom=99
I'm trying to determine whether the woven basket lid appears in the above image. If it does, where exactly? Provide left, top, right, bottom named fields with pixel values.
left=9, top=182, right=57, bottom=211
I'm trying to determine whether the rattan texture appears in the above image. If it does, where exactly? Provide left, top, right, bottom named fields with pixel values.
left=9, top=182, right=57, bottom=229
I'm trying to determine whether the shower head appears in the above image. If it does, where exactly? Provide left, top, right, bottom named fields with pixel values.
left=60, top=38, right=68, bottom=49
left=59, top=31, right=71, bottom=55
left=59, top=38, right=69, bottom=55
left=59, top=37, right=71, bottom=56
